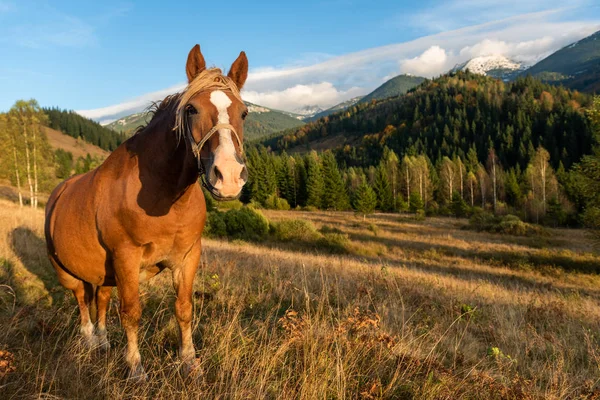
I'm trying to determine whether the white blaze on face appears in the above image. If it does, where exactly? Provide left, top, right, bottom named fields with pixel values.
left=210, top=90, right=235, bottom=157
left=209, top=90, right=245, bottom=195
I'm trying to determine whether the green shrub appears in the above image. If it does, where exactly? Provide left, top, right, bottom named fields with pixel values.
left=303, top=205, right=318, bottom=212
left=396, top=195, right=409, bottom=212
left=205, top=211, right=227, bottom=238
left=409, top=192, right=424, bottom=213
left=318, top=232, right=349, bottom=253
left=223, top=207, right=270, bottom=241
left=272, top=219, right=321, bottom=242
left=469, top=209, right=497, bottom=231
left=202, top=188, right=217, bottom=212
left=218, top=199, right=244, bottom=210
left=248, top=200, right=263, bottom=209
left=320, top=225, right=344, bottom=235
left=263, top=194, right=291, bottom=210
left=367, top=223, right=379, bottom=235
left=414, top=209, right=426, bottom=221
left=451, top=192, right=469, bottom=218
left=469, top=211, right=546, bottom=237
left=496, top=215, right=546, bottom=236
left=426, top=200, right=439, bottom=216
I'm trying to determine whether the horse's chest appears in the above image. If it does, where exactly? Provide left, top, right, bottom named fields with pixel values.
left=139, top=219, right=202, bottom=265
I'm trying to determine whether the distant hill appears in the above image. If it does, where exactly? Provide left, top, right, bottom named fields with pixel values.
left=106, top=101, right=305, bottom=141
left=43, top=126, right=109, bottom=159
left=523, top=30, right=600, bottom=93
left=307, top=97, right=363, bottom=122
left=359, top=74, right=425, bottom=104
left=44, top=107, right=125, bottom=152
left=262, top=71, right=593, bottom=171
left=104, top=112, right=150, bottom=135
left=303, top=74, right=425, bottom=124
left=243, top=102, right=305, bottom=140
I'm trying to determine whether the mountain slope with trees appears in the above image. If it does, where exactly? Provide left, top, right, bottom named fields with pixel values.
left=265, top=71, right=593, bottom=171
left=106, top=101, right=305, bottom=140
left=359, top=74, right=426, bottom=104
left=522, top=29, right=600, bottom=93
left=249, top=72, right=597, bottom=227
left=44, top=107, right=126, bottom=152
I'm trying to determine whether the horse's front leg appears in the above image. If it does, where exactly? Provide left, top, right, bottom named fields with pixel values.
left=113, top=248, right=146, bottom=381
left=172, top=244, right=202, bottom=374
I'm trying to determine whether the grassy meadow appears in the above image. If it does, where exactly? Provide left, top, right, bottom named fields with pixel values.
left=1, top=198, right=600, bottom=398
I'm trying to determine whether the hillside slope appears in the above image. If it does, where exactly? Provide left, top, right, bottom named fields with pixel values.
left=107, top=102, right=304, bottom=140
left=307, top=97, right=363, bottom=122
left=44, top=108, right=125, bottom=152
left=263, top=71, right=593, bottom=170
left=359, top=74, right=425, bottom=104
left=43, top=126, right=109, bottom=159
left=523, top=30, right=600, bottom=93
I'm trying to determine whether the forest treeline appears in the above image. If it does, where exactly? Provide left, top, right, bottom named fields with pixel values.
left=263, top=71, right=593, bottom=172
left=43, top=107, right=125, bottom=151
left=246, top=94, right=600, bottom=231
left=0, top=100, right=105, bottom=206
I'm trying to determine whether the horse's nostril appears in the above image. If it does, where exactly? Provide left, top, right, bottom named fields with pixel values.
left=213, top=166, right=224, bottom=182
left=240, top=165, right=248, bottom=181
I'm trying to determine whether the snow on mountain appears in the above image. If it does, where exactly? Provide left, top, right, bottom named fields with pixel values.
left=246, top=103, right=271, bottom=113
left=328, top=96, right=362, bottom=112
left=452, top=55, right=525, bottom=80
left=293, top=105, right=325, bottom=118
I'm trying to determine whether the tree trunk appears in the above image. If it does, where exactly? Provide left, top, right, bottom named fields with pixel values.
left=540, top=161, right=546, bottom=214
left=405, top=165, right=410, bottom=203
left=492, top=162, right=497, bottom=213
left=33, top=125, right=38, bottom=208
left=12, top=143, right=23, bottom=207
left=22, top=124, right=34, bottom=208
left=470, top=180, right=474, bottom=207
left=460, top=168, right=464, bottom=198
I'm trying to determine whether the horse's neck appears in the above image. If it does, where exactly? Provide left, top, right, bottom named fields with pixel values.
left=133, top=120, right=199, bottom=203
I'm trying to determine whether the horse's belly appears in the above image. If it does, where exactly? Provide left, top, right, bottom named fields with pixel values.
left=53, top=233, right=110, bottom=285
left=49, top=183, right=112, bottom=285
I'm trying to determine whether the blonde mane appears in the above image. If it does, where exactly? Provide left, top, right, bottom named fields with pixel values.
left=174, top=68, right=242, bottom=139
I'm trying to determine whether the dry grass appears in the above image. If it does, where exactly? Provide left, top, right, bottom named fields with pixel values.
left=1, top=201, right=600, bottom=398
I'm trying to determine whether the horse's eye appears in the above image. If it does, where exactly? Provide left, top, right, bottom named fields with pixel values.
left=186, top=104, right=198, bottom=115
left=241, top=110, right=248, bottom=120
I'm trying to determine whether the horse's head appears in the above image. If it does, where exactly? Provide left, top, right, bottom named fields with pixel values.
left=179, top=44, right=248, bottom=201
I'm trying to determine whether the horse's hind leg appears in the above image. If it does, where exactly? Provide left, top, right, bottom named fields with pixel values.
left=96, top=286, right=112, bottom=351
left=72, top=281, right=98, bottom=347
left=50, top=259, right=98, bottom=347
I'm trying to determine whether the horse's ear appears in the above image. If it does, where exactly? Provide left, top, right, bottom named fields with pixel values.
left=228, top=51, right=248, bottom=90
left=186, top=44, right=206, bottom=83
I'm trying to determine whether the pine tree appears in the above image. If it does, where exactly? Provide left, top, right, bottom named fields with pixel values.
left=373, top=163, right=393, bottom=211
left=353, top=181, right=377, bottom=220
left=306, top=151, right=323, bottom=208
left=321, top=151, right=349, bottom=210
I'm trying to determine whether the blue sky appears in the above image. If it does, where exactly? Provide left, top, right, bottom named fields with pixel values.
left=1, top=0, right=599, bottom=121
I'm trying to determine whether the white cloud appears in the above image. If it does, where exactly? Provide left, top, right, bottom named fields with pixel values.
left=244, top=82, right=365, bottom=112
left=77, top=83, right=185, bottom=122
left=78, top=8, right=600, bottom=120
left=400, top=46, right=449, bottom=77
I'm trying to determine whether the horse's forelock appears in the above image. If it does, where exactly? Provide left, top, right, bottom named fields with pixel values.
left=174, top=68, right=243, bottom=141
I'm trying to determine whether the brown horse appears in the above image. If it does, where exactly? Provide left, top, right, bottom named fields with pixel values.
left=44, top=44, right=248, bottom=379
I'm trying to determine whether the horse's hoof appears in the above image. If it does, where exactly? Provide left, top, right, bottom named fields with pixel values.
left=127, top=365, right=148, bottom=382
left=83, top=334, right=99, bottom=349
left=97, top=336, right=111, bottom=352
left=182, top=358, right=203, bottom=378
